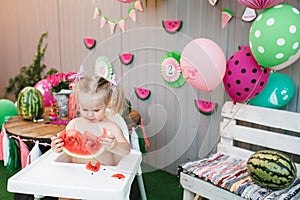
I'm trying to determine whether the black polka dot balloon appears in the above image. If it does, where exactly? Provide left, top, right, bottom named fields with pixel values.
left=223, top=46, right=271, bottom=103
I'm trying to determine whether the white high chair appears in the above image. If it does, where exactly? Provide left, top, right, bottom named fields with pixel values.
left=7, top=112, right=147, bottom=200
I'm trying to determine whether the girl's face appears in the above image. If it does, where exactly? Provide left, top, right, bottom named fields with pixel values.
left=78, top=96, right=107, bottom=122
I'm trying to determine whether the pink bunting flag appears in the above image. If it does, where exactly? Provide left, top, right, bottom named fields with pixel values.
left=134, top=1, right=144, bottom=12
left=208, top=0, right=218, bottom=6
left=128, top=8, right=136, bottom=22
left=0, top=127, right=4, bottom=160
left=17, top=137, right=30, bottom=169
left=109, top=21, right=116, bottom=35
left=100, top=16, right=107, bottom=29
left=118, top=18, right=126, bottom=32
left=221, top=8, right=233, bottom=29
left=93, top=7, right=101, bottom=19
left=2, top=127, right=9, bottom=166
left=140, top=119, right=150, bottom=147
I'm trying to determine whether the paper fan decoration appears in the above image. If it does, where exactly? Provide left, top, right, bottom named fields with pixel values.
left=94, top=56, right=113, bottom=80
left=238, top=0, right=284, bottom=10
left=160, top=52, right=185, bottom=88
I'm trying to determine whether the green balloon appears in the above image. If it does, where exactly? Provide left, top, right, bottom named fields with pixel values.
left=0, top=99, right=18, bottom=127
left=249, top=4, right=300, bottom=70
left=249, top=73, right=295, bottom=109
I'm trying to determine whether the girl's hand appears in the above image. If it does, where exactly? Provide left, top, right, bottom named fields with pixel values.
left=51, top=136, right=64, bottom=153
left=100, top=135, right=116, bottom=150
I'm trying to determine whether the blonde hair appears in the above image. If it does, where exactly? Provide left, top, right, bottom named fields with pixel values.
left=74, top=76, right=125, bottom=114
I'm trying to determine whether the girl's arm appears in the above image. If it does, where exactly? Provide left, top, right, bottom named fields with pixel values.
left=100, top=123, right=130, bottom=158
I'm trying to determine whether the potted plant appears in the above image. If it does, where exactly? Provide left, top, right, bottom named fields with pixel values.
left=5, top=32, right=58, bottom=100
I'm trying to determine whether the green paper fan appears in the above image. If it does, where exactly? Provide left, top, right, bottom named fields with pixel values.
left=94, top=56, right=113, bottom=80
left=160, top=51, right=185, bottom=88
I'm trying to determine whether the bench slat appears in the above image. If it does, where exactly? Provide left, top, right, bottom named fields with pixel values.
left=220, top=121, right=300, bottom=155
left=222, top=102, right=300, bottom=133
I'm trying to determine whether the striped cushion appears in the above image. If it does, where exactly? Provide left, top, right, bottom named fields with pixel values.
left=178, top=153, right=300, bottom=200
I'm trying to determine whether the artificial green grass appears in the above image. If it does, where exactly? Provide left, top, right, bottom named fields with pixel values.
left=0, top=161, right=183, bottom=200
left=141, top=169, right=183, bottom=200
left=0, top=161, right=15, bottom=200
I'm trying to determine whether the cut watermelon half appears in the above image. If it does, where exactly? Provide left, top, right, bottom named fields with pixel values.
left=83, top=38, right=96, bottom=49
left=162, top=20, right=182, bottom=33
left=194, top=100, right=217, bottom=115
left=58, top=128, right=111, bottom=159
left=119, top=53, right=134, bottom=65
left=135, top=87, right=151, bottom=100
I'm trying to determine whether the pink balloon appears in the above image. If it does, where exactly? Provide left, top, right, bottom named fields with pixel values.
left=34, top=79, right=55, bottom=107
left=238, top=0, right=284, bottom=10
left=180, top=38, right=226, bottom=92
left=223, top=46, right=270, bottom=103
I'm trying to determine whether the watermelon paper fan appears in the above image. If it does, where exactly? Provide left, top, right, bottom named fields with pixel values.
left=238, top=0, right=284, bottom=10
left=160, top=51, right=185, bottom=88
left=94, top=56, right=113, bottom=80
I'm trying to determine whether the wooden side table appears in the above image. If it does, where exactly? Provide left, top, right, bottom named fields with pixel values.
left=4, top=109, right=141, bottom=148
left=4, top=116, right=66, bottom=141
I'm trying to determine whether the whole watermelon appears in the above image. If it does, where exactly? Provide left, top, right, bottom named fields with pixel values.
left=247, top=150, right=297, bottom=190
left=17, top=87, right=45, bottom=120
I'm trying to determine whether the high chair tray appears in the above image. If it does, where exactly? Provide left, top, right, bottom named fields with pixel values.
left=7, top=150, right=142, bottom=200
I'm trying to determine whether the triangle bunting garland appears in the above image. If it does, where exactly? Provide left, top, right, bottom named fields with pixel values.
left=92, top=0, right=143, bottom=34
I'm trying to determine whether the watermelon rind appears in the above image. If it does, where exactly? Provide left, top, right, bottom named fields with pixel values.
left=135, top=87, right=151, bottom=100
left=162, top=20, right=182, bottom=33
left=83, top=38, right=96, bottom=50
left=194, top=99, right=217, bottom=115
left=119, top=53, right=134, bottom=65
left=247, top=150, right=297, bottom=190
left=63, top=146, right=105, bottom=160
left=160, top=51, right=186, bottom=88
left=17, top=87, right=45, bottom=120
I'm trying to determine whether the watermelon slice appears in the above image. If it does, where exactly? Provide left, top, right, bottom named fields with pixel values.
left=135, top=87, right=151, bottom=100
left=84, top=38, right=96, bottom=49
left=86, top=161, right=100, bottom=172
left=221, top=9, right=233, bottom=29
left=112, top=173, right=126, bottom=179
left=194, top=100, right=217, bottom=115
left=58, top=128, right=111, bottom=159
left=162, top=20, right=182, bottom=33
left=119, top=53, right=134, bottom=65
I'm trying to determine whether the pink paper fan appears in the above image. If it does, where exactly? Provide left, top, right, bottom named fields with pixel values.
left=238, top=0, right=284, bottom=10
left=161, top=57, right=181, bottom=82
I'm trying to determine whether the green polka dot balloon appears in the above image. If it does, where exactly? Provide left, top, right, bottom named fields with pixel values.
left=249, top=4, right=300, bottom=70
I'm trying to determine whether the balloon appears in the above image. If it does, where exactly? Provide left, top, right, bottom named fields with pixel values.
left=249, top=73, right=295, bottom=109
left=180, top=38, right=226, bottom=92
left=249, top=4, right=300, bottom=70
left=223, top=46, right=270, bottom=103
left=0, top=99, right=18, bottom=127
left=238, top=0, right=284, bottom=10
left=34, top=79, right=55, bottom=107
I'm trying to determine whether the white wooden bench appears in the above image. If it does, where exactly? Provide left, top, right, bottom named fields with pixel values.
left=179, top=101, right=300, bottom=200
